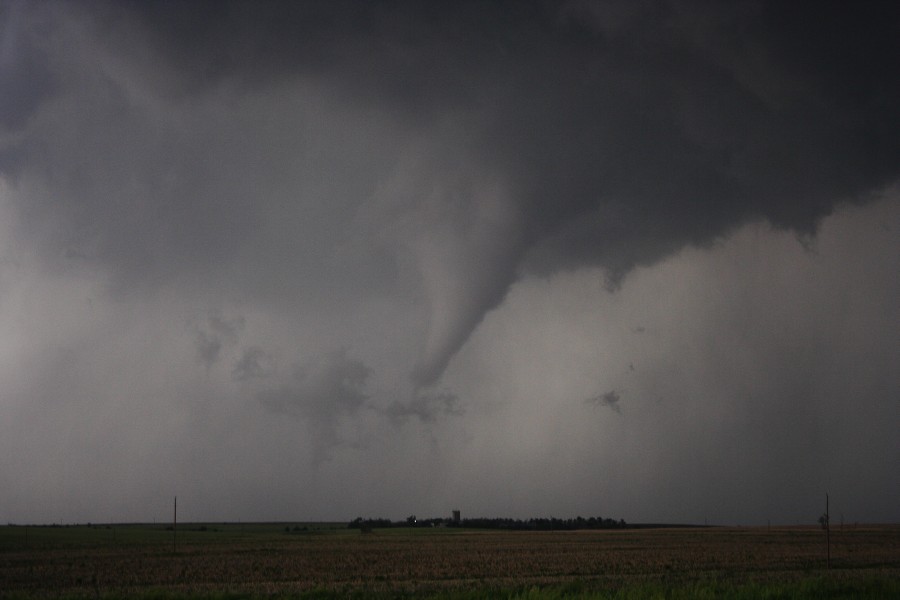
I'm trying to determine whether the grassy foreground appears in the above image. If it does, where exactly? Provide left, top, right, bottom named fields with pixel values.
left=1, top=523, right=897, bottom=598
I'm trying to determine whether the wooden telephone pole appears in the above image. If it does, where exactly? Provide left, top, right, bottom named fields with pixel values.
left=825, top=493, right=830, bottom=568
left=173, top=496, right=177, bottom=553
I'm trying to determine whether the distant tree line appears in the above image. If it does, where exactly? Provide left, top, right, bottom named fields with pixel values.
left=348, top=515, right=627, bottom=531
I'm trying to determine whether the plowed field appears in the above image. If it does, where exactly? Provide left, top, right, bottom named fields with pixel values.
left=1, top=524, right=897, bottom=597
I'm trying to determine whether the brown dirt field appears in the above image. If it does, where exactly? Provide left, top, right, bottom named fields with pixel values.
left=1, top=525, right=898, bottom=597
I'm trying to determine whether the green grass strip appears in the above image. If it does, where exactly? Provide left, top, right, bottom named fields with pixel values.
left=6, top=574, right=897, bottom=600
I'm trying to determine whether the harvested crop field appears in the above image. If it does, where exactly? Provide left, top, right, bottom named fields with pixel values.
left=1, top=524, right=898, bottom=598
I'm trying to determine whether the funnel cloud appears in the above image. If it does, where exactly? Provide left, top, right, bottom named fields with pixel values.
left=85, top=0, right=900, bottom=387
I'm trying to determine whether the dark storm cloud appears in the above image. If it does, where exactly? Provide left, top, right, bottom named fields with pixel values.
left=120, top=0, right=900, bottom=217
left=585, top=390, right=622, bottom=414
left=0, top=1, right=57, bottom=183
left=193, top=313, right=243, bottom=369
left=257, top=350, right=370, bottom=461
left=121, top=0, right=898, bottom=385
left=384, top=390, right=464, bottom=425
left=5, top=0, right=900, bottom=389
left=0, top=1, right=56, bottom=133
left=232, top=346, right=273, bottom=381
left=108, top=0, right=525, bottom=111
left=2, top=0, right=898, bottom=527
left=259, top=350, right=369, bottom=418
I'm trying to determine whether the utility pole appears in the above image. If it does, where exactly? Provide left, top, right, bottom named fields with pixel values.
left=173, top=496, right=177, bottom=554
left=826, top=493, right=831, bottom=569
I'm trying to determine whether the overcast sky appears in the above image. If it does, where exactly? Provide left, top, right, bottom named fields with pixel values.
left=1, top=0, right=898, bottom=526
